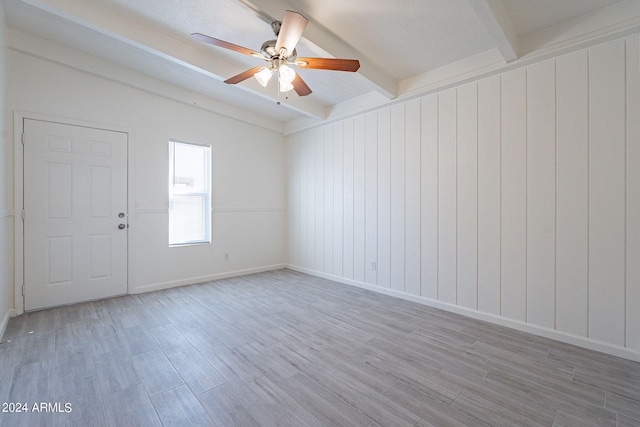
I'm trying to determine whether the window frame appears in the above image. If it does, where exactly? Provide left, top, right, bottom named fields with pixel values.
left=168, top=139, right=212, bottom=247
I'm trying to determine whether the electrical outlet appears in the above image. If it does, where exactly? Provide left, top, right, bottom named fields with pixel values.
left=224, top=253, right=229, bottom=261
left=370, top=262, right=377, bottom=271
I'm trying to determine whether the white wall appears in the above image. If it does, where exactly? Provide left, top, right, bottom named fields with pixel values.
left=0, top=4, right=14, bottom=336
left=287, top=34, right=640, bottom=360
left=6, top=33, right=286, bottom=303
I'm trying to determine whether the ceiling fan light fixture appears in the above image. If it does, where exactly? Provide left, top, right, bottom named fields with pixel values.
left=278, top=64, right=296, bottom=92
left=279, top=80, right=294, bottom=93
left=278, top=64, right=295, bottom=83
left=254, top=66, right=273, bottom=87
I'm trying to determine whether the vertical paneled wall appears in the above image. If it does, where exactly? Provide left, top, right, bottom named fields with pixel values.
left=286, top=35, right=640, bottom=355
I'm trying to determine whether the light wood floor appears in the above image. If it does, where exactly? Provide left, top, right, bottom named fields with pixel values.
left=0, top=269, right=639, bottom=426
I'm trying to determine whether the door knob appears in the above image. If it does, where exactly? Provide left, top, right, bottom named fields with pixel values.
left=118, top=224, right=126, bottom=230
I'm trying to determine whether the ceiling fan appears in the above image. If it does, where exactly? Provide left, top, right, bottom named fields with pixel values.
left=191, top=10, right=360, bottom=100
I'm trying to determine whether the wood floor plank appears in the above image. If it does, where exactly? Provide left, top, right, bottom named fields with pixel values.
left=485, top=358, right=605, bottom=405
left=305, top=369, right=421, bottom=427
left=482, top=368, right=615, bottom=424
left=605, top=391, right=640, bottom=421
left=0, top=378, right=11, bottom=405
left=275, top=373, right=372, bottom=427
left=436, top=368, right=557, bottom=425
left=53, top=375, right=107, bottom=427
left=118, top=325, right=159, bottom=356
left=0, top=342, right=20, bottom=381
left=476, top=339, right=576, bottom=377
left=573, top=367, right=640, bottom=401
left=206, top=322, right=254, bottom=349
left=277, top=323, right=329, bottom=352
left=362, top=353, right=450, bottom=397
left=103, top=384, right=162, bottom=427
left=147, top=323, right=195, bottom=356
left=89, top=324, right=124, bottom=356
left=150, top=383, right=214, bottom=426
left=546, top=345, right=640, bottom=375
left=268, top=338, right=335, bottom=375
left=200, top=345, right=264, bottom=385
left=233, top=376, right=325, bottom=427
left=15, top=331, right=55, bottom=367
left=197, top=382, right=263, bottom=427
left=51, top=345, right=96, bottom=383
left=95, top=350, right=140, bottom=395
left=132, top=350, right=184, bottom=396
left=8, top=360, right=52, bottom=403
left=617, top=413, right=640, bottom=427
left=174, top=322, right=224, bottom=352
left=232, top=341, right=300, bottom=382
left=384, top=381, right=487, bottom=427
left=1, top=269, right=639, bottom=426
left=166, top=347, right=226, bottom=395
left=452, top=390, right=548, bottom=426
left=110, top=306, right=144, bottom=329
left=552, top=409, right=613, bottom=427
left=316, top=346, right=397, bottom=393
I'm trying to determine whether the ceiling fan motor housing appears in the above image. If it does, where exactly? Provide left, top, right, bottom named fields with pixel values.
left=261, top=39, right=296, bottom=61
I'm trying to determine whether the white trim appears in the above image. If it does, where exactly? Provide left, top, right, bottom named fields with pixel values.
left=132, top=263, right=286, bottom=294
left=14, top=112, right=24, bottom=314
left=287, top=265, right=640, bottom=363
left=0, top=309, right=18, bottom=342
left=133, top=207, right=286, bottom=214
left=0, top=210, right=14, bottom=219
left=14, top=111, right=135, bottom=314
left=213, top=207, right=286, bottom=213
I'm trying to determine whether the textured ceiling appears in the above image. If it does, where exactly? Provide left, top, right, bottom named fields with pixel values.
left=278, top=0, right=495, bottom=80
left=1, top=0, right=636, bottom=129
left=503, top=0, right=621, bottom=36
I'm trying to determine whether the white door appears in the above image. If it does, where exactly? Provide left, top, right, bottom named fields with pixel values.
left=23, top=119, right=128, bottom=311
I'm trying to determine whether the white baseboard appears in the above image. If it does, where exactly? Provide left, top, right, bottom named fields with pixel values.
left=132, top=264, right=287, bottom=295
left=0, top=308, right=19, bottom=342
left=286, top=264, right=640, bottom=363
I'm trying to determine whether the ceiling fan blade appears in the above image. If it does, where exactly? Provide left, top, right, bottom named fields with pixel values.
left=275, top=11, right=309, bottom=57
left=191, top=33, right=263, bottom=58
left=296, top=57, right=361, bottom=72
left=224, top=66, right=264, bottom=84
left=292, top=74, right=312, bottom=96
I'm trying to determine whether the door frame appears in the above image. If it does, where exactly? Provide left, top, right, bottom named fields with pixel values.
left=14, top=111, right=135, bottom=314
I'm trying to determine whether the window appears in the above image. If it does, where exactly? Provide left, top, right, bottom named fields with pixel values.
left=169, top=140, right=211, bottom=246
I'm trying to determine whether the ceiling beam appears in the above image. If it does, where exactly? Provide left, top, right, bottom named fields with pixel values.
left=17, top=0, right=327, bottom=119
left=468, top=0, right=519, bottom=62
left=236, top=0, right=398, bottom=99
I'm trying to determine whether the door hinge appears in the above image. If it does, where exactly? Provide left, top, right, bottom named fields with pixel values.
left=21, top=209, right=25, bottom=221
left=21, top=285, right=25, bottom=296
left=21, top=133, right=25, bottom=145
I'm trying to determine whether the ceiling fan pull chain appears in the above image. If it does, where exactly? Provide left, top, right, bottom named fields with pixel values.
left=277, top=79, right=281, bottom=105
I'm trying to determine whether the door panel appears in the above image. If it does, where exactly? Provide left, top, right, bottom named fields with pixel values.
left=23, top=119, right=128, bottom=310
